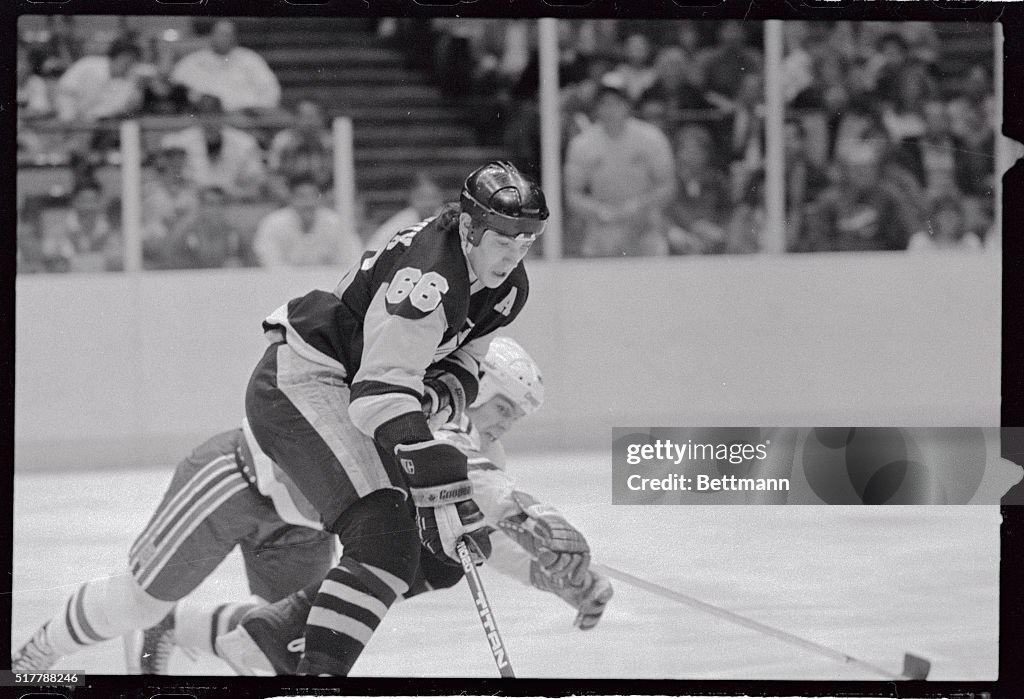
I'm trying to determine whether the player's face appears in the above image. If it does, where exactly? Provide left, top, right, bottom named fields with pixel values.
left=469, top=394, right=526, bottom=442
left=467, top=230, right=533, bottom=288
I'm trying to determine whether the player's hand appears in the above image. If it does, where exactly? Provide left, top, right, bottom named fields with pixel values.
left=396, top=440, right=492, bottom=566
left=417, top=498, right=492, bottom=566
left=421, top=369, right=467, bottom=427
left=498, top=492, right=590, bottom=587
left=531, top=564, right=613, bottom=630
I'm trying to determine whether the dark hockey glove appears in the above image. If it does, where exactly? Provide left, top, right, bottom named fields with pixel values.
left=531, top=564, right=614, bottom=631
left=420, top=368, right=468, bottom=426
left=396, top=439, right=492, bottom=567
left=497, top=491, right=590, bottom=587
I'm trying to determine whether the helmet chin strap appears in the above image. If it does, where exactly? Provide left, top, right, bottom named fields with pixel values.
left=460, top=234, right=480, bottom=284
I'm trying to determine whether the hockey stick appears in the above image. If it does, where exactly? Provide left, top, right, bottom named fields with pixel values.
left=593, top=564, right=930, bottom=681
left=456, top=537, right=516, bottom=678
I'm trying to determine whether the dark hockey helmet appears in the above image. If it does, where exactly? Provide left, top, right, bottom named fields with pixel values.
left=460, top=161, right=549, bottom=245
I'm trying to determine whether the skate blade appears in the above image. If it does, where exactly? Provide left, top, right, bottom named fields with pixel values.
left=123, top=630, right=143, bottom=674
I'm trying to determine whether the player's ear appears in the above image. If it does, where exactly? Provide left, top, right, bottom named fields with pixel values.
left=458, top=212, right=473, bottom=238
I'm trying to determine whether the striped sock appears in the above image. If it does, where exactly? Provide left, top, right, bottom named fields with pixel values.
left=298, top=557, right=409, bottom=676
left=45, top=582, right=113, bottom=656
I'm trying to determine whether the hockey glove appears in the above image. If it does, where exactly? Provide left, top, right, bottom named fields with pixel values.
left=497, top=491, right=591, bottom=587
left=396, top=439, right=492, bottom=567
left=421, top=368, right=468, bottom=426
left=531, top=564, right=614, bottom=631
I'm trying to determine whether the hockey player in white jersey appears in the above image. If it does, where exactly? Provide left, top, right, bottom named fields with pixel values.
left=214, top=336, right=614, bottom=675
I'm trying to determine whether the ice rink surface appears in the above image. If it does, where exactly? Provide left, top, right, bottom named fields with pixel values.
left=12, top=449, right=999, bottom=681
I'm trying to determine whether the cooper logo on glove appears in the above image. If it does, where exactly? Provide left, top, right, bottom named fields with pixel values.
left=440, top=485, right=472, bottom=500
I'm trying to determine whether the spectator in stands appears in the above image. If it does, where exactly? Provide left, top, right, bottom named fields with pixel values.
left=17, top=42, right=51, bottom=160
left=799, top=144, right=913, bottom=252
left=365, top=172, right=445, bottom=252
left=608, top=33, right=657, bottom=103
left=636, top=99, right=670, bottom=138
left=673, top=21, right=701, bottom=61
left=477, top=19, right=533, bottom=97
left=575, top=19, right=620, bottom=61
left=781, top=22, right=818, bottom=107
left=961, top=196, right=995, bottom=247
left=859, top=22, right=940, bottom=72
left=253, top=175, right=362, bottom=268
left=170, top=19, right=281, bottom=114
left=908, top=195, right=982, bottom=252
left=17, top=218, right=47, bottom=275
left=865, top=32, right=913, bottom=105
left=880, top=60, right=937, bottom=187
left=140, top=146, right=200, bottom=251
left=267, top=99, right=334, bottom=203
left=917, top=99, right=958, bottom=200
left=697, top=21, right=763, bottom=109
left=560, top=56, right=616, bottom=147
left=34, top=15, right=84, bottom=78
left=665, top=124, right=730, bottom=255
left=17, top=43, right=52, bottom=120
left=722, top=168, right=764, bottom=254
left=161, top=94, right=267, bottom=200
left=564, top=76, right=675, bottom=257
left=430, top=18, right=488, bottom=96
left=54, top=38, right=147, bottom=122
left=878, top=148, right=929, bottom=241
left=727, top=72, right=765, bottom=165
left=139, top=33, right=192, bottom=116
left=639, top=46, right=712, bottom=132
left=831, top=98, right=889, bottom=165
left=949, top=64, right=995, bottom=138
left=144, top=186, right=251, bottom=269
left=784, top=118, right=829, bottom=250
left=41, top=181, right=123, bottom=272
left=951, top=99, right=995, bottom=201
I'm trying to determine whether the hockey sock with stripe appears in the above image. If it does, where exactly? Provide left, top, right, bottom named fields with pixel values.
left=297, top=557, right=409, bottom=676
left=45, top=574, right=175, bottom=656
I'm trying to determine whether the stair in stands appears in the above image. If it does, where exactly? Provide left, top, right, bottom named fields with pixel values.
left=231, top=17, right=506, bottom=224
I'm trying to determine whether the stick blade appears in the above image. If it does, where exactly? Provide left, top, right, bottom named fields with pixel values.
left=901, top=653, right=931, bottom=680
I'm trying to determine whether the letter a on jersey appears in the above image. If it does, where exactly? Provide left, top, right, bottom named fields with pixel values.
left=493, top=289, right=517, bottom=317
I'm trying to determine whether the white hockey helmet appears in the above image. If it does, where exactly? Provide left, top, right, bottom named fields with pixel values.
left=475, top=337, right=544, bottom=416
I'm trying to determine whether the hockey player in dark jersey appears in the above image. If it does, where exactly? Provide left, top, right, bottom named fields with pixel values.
left=215, top=338, right=614, bottom=675
left=244, top=162, right=550, bottom=675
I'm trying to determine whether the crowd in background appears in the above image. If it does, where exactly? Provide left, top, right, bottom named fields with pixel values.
left=426, top=18, right=996, bottom=256
left=16, top=16, right=997, bottom=273
left=16, top=17, right=370, bottom=273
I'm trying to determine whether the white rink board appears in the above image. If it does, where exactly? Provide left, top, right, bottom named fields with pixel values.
left=11, top=450, right=999, bottom=681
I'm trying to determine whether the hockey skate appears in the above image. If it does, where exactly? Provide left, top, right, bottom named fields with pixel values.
left=124, top=609, right=195, bottom=674
left=12, top=624, right=59, bottom=673
left=215, top=591, right=310, bottom=676
left=215, top=625, right=277, bottom=676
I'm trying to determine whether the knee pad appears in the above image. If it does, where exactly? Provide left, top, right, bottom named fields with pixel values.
left=329, top=489, right=420, bottom=588
left=405, top=550, right=465, bottom=599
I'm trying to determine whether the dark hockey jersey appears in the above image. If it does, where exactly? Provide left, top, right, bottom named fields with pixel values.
left=262, top=208, right=529, bottom=446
